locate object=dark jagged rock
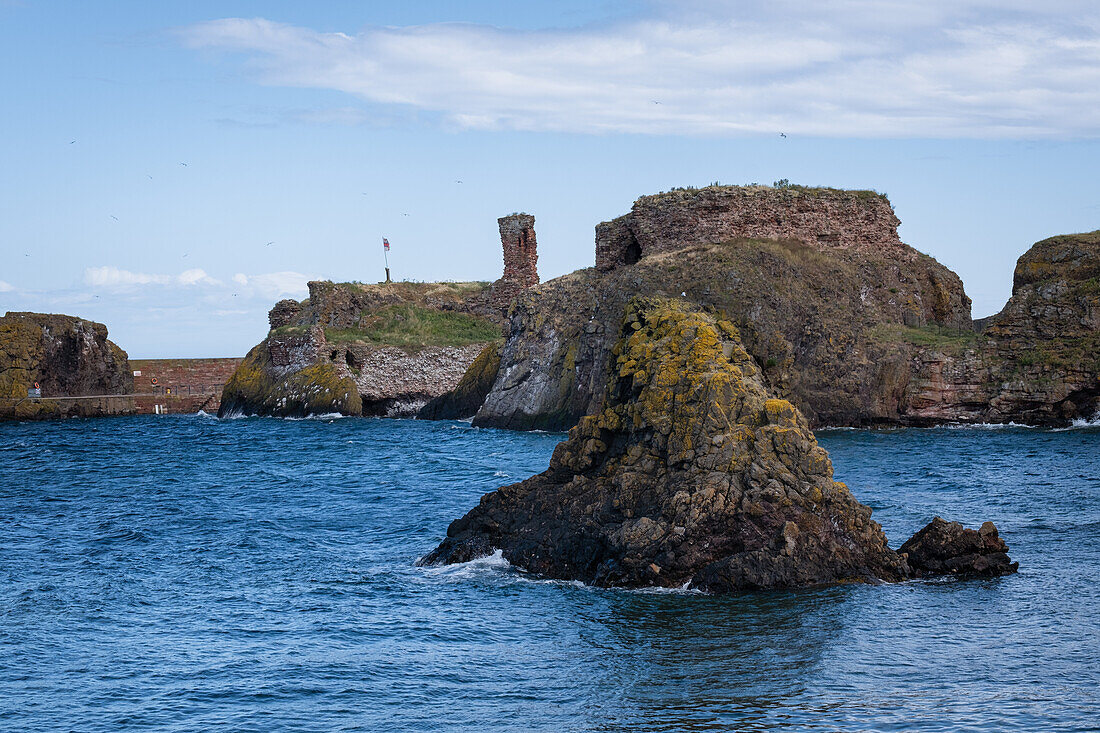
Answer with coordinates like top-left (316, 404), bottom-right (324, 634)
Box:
top-left (0, 311), bottom-right (133, 420)
top-left (417, 342), bottom-right (502, 420)
top-left (423, 297), bottom-right (912, 591)
top-left (900, 517), bottom-right (1018, 578)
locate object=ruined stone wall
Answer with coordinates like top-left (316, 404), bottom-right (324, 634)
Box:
top-left (596, 186), bottom-right (905, 271)
top-left (489, 213), bottom-right (539, 311)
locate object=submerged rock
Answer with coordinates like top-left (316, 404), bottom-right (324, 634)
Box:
top-left (900, 517), bottom-right (1018, 578)
top-left (423, 297), bottom-right (912, 591)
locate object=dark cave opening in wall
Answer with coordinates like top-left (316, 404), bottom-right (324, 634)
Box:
top-left (624, 238), bottom-right (642, 265)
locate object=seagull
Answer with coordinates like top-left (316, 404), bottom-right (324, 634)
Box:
top-left (455, 180), bottom-right (462, 184)
top-left (70, 140), bottom-right (76, 144)
top-left (779, 133), bottom-right (787, 138)
top-left (147, 175), bottom-right (153, 180)
top-left (402, 213), bottom-right (409, 217)
top-left (652, 100), bottom-right (662, 105)
top-left (182, 254), bottom-right (188, 258)
top-left (265, 241), bottom-right (274, 246)
top-left (179, 162), bottom-right (188, 167)
top-left (232, 293), bottom-right (238, 297)
top-left (110, 215), bottom-right (119, 221)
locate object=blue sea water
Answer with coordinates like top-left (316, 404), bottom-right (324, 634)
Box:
top-left (1, 415), bottom-right (1098, 733)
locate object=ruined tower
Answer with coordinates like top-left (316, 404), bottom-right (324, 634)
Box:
top-left (489, 213), bottom-right (539, 311)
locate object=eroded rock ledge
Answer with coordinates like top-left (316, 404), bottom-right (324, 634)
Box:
top-left (422, 297), bottom-right (1016, 591)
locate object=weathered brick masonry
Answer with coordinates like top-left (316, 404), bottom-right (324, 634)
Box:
top-left (596, 186), bottom-right (905, 271)
top-left (489, 213), bottom-right (539, 311)
top-left (130, 358), bottom-right (243, 414)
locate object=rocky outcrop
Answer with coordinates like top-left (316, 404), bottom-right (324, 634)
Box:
top-left (417, 342), bottom-right (502, 420)
top-left (466, 185), bottom-right (1097, 431)
top-left (219, 281), bottom-right (502, 418)
top-left (899, 517), bottom-right (1018, 578)
top-left (0, 312), bottom-right (133, 420)
top-left (423, 297), bottom-right (1014, 591)
top-left (596, 186), bottom-right (907, 272)
top-left (488, 213), bottom-right (539, 313)
top-left (902, 231), bottom-right (1100, 425)
top-left (475, 195), bottom-right (972, 431)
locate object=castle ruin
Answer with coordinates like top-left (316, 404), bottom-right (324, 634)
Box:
top-left (489, 213), bottom-right (539, 311)
top-left (595, 185), bottom-right (905, 271)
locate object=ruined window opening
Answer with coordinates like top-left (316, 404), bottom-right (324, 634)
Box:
top-left (624, 239), bottom-right (642, 265)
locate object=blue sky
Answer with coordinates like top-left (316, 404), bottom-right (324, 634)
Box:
top-left (1, 1), bottom-right (1098, 357)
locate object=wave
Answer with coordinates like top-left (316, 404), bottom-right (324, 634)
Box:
top-left (1053, 414), bottom-right (1100, 431)
top-left (211, 410), bottom-right (349, 421)
top-left (419, 550), bottom-right (705, 595)
top-left (940, 421), bottom-right (1043, 430)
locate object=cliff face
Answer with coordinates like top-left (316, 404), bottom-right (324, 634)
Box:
top-left (219, 281), bottom-right (503, 418)
top-left (423, 297), bottom-right (1015, 590)
top-left (0, 312), bottom-right (133, 420)
top-left (902, 231), bottom-right (1100, 424)
top-left (475, 187), bottom-right (971, 431)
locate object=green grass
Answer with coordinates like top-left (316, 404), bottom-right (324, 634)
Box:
top-left (324, 304), bottom-right (500, 347)
top-left (870, 323), bottom-right (981, 350)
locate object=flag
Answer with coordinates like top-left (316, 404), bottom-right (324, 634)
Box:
top-left (383, 237), bottom-right (390, 251)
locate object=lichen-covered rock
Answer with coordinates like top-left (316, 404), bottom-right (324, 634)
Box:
top-left (218, 328), bottom-right (363, 418)
top-left (0, 312), bottom-right (133, 420)
top-left (422, 297), bottom-right (910, 591)
top-left (899, 517), bottom-right (1018, 578)
top-left (418, 342), bottom-right (502, 420)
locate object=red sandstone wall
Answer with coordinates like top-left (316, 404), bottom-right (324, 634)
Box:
top-left (596, 186), bottom-right (905, 271)
top-left (489, 213), bottom-right (539, 311)
top-left (130, 358), bottom-right (243, 414)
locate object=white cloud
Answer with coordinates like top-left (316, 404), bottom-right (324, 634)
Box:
top-left (0, 280), bottom-right (13, 292)
top-left (84, 266), bottom-right (221, 289)
top-left (180, 2), bottom-right (1100, 138)
top-left (178, 268), bottom-right (221, 286)
top-left (231, 271), bottom-right (314, 299)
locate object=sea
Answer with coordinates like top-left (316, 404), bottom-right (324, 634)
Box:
top-left (1, 415), bottom-right (1098, 732)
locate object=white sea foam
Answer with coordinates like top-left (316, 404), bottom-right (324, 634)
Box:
top-left (1053, 414), bottom-right (1100, 431)
top-left (420, 550), bottom-right (707, 594)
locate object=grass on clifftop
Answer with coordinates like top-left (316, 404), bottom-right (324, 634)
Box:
top-left (332, 280), bottom-right (490, 300)
top-left (324, 304), bottom-right (500, 347)
top-left (870, 323), bottom-right (980, 350)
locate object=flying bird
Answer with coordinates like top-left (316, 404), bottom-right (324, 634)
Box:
top-left (179, 162), bottom-right (188, 167)
top-left (402, 213), bottom-right (409, 217)
top-left (110, 215), bottom-right (118, 221)
top-left (265, 241), bottom-right (274, 246)
top-left (779, 133), bottom-right (787, 138)
top-left (455, 180), bottom-right (463, 184)
top-left (70, 140), bottom-right (76, 144)
top-left (147, 175), bottom-right (153, 180)
top-left (652, 100), bottom-right (662, 105)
